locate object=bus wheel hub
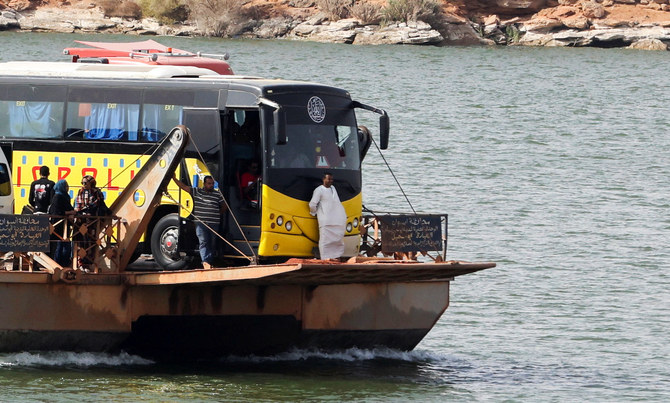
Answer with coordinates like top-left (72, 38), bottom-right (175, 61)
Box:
top-left (161, 227), bottom-right (178, 256)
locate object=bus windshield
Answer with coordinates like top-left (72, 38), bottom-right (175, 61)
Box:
top-left (268, 123), bottom-right (360, 170)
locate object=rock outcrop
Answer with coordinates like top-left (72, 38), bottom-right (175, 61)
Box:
top-left (0, 5), bottom-right (449, 45)
top-left (1, 0), bottom-right (670, 49)
top-left (477, 1), bottom-right (670, 49)
top-left (291, 17), bottom-right (444, 45)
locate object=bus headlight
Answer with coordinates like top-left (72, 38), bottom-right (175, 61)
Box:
top-left (285, 221), bottom-right (292, 231)
top-left (353, 217), bottom-right (359, 228)
top-left (346, 223), bottom-right (353, 232)
top-left (277, 216), bottom-right (284, 226)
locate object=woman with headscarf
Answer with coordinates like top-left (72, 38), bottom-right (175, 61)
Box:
top-left (47, 179), bottom-right (75, 266)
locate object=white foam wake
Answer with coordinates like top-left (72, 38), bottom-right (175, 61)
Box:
top-left (0, 351), bottom-right (153, 368)
top-left (225, 347), bottom-right (447, 363)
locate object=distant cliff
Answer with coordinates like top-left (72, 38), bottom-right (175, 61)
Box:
top-left (1, 0), bottom-right (669, 49)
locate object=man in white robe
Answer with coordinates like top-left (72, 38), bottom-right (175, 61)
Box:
top-left (309, 172), bottom-right (346, 260)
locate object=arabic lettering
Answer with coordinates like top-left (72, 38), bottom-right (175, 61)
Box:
top-left (379, 215), bottom-right (443, 253)
top-left (0, 214), bottom-right (50, 252)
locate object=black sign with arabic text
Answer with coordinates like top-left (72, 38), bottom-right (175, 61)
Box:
top-left (0, 214), bottom-right (50, 252)
top-left (378, 214), bottom-right (444, 253)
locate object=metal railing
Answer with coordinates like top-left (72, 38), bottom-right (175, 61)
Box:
top-left (4, 214), bottom-right (124, 273)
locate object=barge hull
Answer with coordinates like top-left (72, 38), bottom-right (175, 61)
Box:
top-left (0, 261), bottom-right (494, 361)
top-left (0, 280), bottom-right (449, 360)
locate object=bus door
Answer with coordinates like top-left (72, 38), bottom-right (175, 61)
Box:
top-left (176, 108), bottom-right (223, 255)
top-left (0, 144), bottom-right (13, 214)
top-left (182, 108), bottom-right (222, 185)
top-left (222, 108), bottom-right (262, 258)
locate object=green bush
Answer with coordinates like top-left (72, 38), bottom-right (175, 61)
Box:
top-left (506, 24), bottom-right (521, 43)
top-left (185, 0), bottom-right (248, 37)
top-left (317, 0), bottom-right (353, 20)
top-left (381, 0), bottom-right (441, 24)
top-left (349, 1), bottom-right (381, 25)
top-left (136, 0), bottom-right (189, 23)
top-left (98, 0), bottom-right (142, 19)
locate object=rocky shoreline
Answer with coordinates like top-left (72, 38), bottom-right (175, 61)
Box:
top-left (1, 1), bottom-right (670, 50)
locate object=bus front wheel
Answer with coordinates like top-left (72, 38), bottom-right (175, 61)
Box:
top-left (151, 213), bottom-right (191, 271)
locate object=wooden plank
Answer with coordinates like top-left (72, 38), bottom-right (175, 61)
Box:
top-left (129, 264), bottom-right (303, 285)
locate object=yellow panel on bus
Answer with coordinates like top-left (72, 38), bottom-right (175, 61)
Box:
top-left (11, 150), bottom-right (187, 214)
top-left (259, 185), bottom-right (362, 257)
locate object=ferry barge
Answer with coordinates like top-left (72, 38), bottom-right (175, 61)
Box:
top-left (0, 58), bottom-right (494, 361)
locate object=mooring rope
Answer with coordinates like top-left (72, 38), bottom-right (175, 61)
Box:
top-left (162, 191), bottom-right (254, 262)
top-left (370, 136), bottom-right (417, 215)
top-left (96, 133), bottom-right (257, 263)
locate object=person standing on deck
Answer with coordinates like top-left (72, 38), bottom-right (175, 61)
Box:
top-left (48, 179), bottom-right (75, 266)
top-left (173, 174), bottom-right (226, 270)
top-left (28, 165), bottom-right (55, 213)
top-left (73, 175), bottom-right (104, 268)
top-left (309, 172), bottom-right (346, 260)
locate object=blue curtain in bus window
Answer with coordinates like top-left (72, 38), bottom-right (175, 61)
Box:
top-left (8, 102), bottom-right (62, 138)
top-left (85, 103), bottom-right (139, 140)
top-left (141, 104), bottom-right (183, 142)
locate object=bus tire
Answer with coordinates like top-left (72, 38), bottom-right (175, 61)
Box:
top-left (151, 213), bottom-right (191, 271)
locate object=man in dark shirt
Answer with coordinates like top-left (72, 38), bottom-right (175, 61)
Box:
top-left (173, 174), bottom-right (226, 269)
top-left (28, 165), bottom-right (55, 213)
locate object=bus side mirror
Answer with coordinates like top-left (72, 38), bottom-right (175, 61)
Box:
top-left (351, 100), bottom-right (389, 149)
top-left (275, 109), bottom-right (287, 145)
top-left (379, 113), bottom-right (389, 150)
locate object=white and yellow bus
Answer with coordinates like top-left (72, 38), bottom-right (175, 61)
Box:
top-left (0, 62), bottom-right (389, 269)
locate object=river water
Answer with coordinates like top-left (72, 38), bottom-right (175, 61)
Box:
top-left (0, 32), bottom-right (668, 402)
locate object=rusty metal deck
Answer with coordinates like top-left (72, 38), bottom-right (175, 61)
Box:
top-left (128, 259), bottom-right (495, 286)
top-left (0, 259), bottom-right (495, 286)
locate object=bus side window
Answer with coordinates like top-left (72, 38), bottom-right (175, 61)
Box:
top-left (65, 103), bottom-right (91, 139)
top-left (2, 85), bottom-right (66, 139)
top-left (7, 101), bottom-right (63, 139)
top-left (66, 102), bottom-right (139, 141)
top-left (140, 104), bottom-right (183, 142)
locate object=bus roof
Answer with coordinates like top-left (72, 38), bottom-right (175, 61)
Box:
top-left (0, 61), bottom-right (220, 79)
top-left (0, 61), bottom-right (352, 99)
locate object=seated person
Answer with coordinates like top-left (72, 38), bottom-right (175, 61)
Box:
top-left (240, 161), bottom-right (261, 208)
